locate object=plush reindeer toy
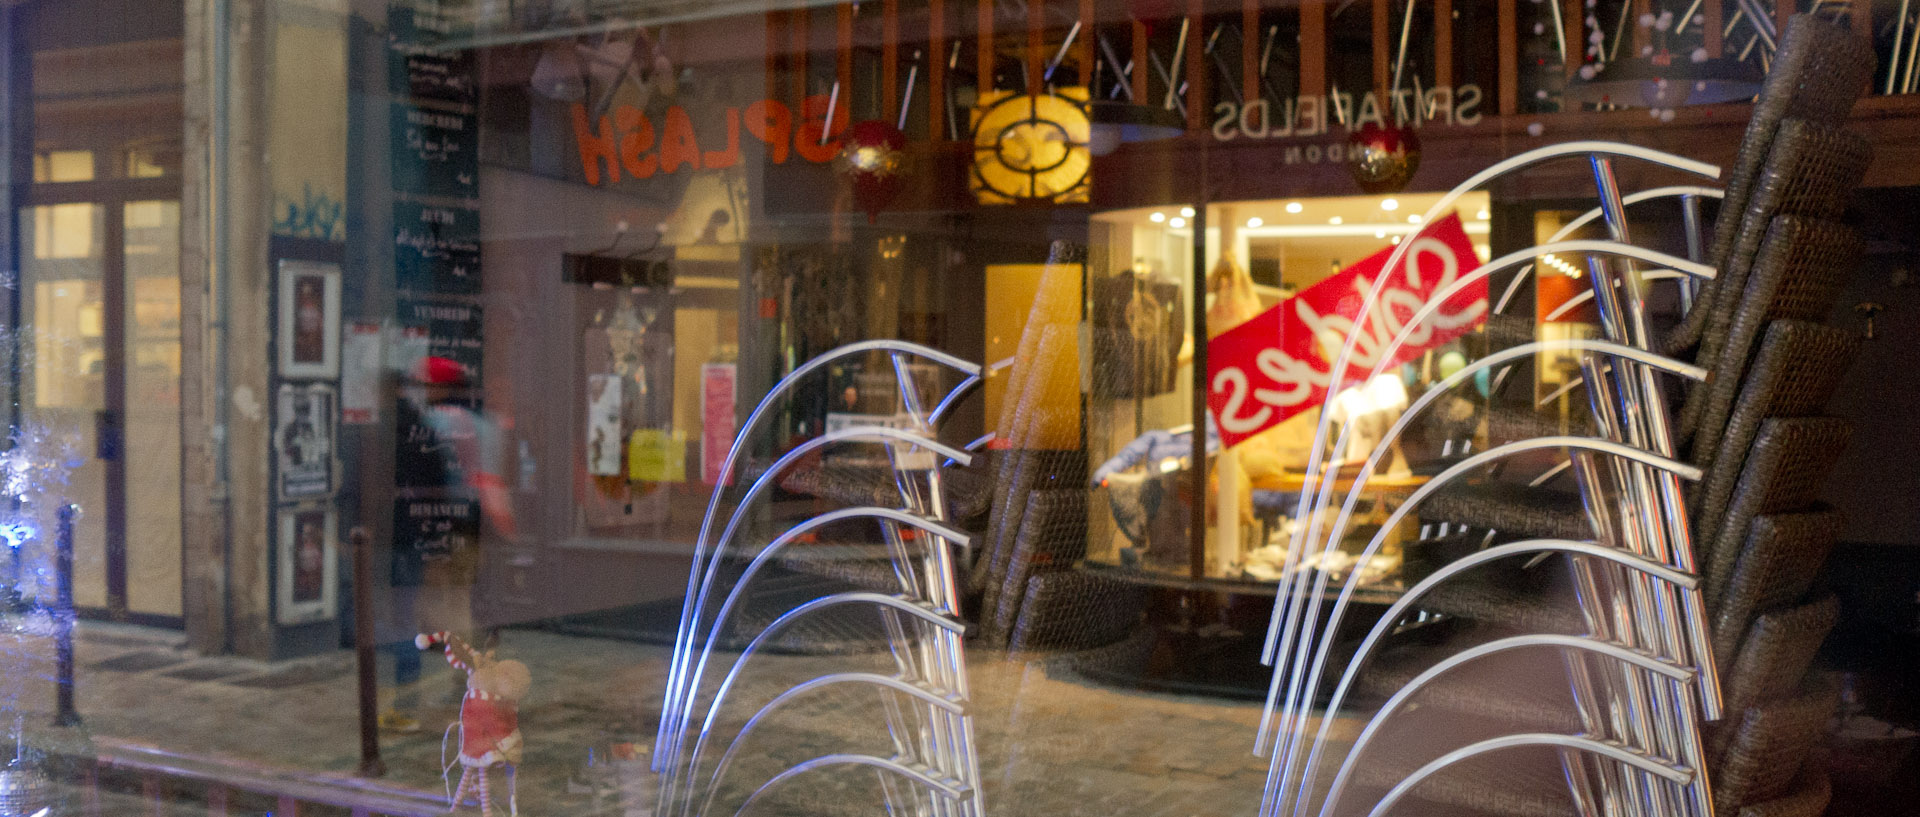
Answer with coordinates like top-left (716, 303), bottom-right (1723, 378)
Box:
top-left (417, 631), bottom-right (531, 816)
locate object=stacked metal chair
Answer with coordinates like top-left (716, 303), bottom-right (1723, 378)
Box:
top-left (1256, 14), bottom-right (1872, 817)
top-left (653, 341), bottom-right (987, 817)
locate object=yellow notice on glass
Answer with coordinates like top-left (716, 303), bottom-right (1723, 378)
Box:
top-left (627, 429), bottom-right (686, 483)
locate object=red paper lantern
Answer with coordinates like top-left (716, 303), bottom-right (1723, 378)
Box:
top-left (1347, 122), bottom-right (1422, 194)
top-left (835, 120), bottom-right (908, 223)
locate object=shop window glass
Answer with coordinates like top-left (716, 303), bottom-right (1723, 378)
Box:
top-left (33, 149), bottom-right (95, 183)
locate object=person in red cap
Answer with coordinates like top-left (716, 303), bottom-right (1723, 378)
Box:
top-left (383, 356), bottom-right (517, 733)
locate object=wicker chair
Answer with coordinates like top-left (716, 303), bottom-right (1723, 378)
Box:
top-left (1701, 418), bottom-right (1855, 612)
top-left (1709, 508), bottom-right (1842, 670)
top-left (1666, 13), bottom-right (1876, 354)
top-left (1732, 767), bottom-right (1832, 817)
top-left (1691, 320), bottom-right (1860, 534)
top-left (1258, 20), bottom-right (1873, 817)
top-left (1676, 216), bottom-right (1860, 448)
top-left (981, 489), bottom-right (1086, 644)
top-left (1709, 676), bottom-right (1842, 812)
top-left (1719, 595), bottom-right (1842, 723)
top-left (1006, 571), bottom-right (1148, 653)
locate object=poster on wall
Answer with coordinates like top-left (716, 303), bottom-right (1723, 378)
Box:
top-left (398, 296), bottom-right (483, 382)
top-left (393, 201), bottom-right (481, 295)
top-left (275, 382), bottom-right (337, 501)
top-left (277, 260), bottom-right (341, 379)
top-left (276, 506), bottom-right (338, 625)
top-left (701, 363), bottom-right (736, 485)
top-left (340, 322), bottom-right (383, 425)
top-left (391, 103), bottom-right (478, 199)
top-left (586, 374), bottom-right (623, 476)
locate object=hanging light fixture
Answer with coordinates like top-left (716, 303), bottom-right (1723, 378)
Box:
top-left (1085, 101), bottom-right (1185, 156)
top-left (1565, 51), bottom-right (1763, 108)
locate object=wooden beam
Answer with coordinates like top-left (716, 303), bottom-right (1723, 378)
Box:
top-left (1564, 0), bottom-right (1583, 80)
top-left (1131, 18), bottom-right (1148, 102)
top-left (1435, 0), bottom-right (1453, 89)
top-left (931, 0), bottom-right (947, 139)
top-left (766, 11), bottom-right (782, 102)
top-left (1028, 0), bottom-right (1044, 96)
top-left (1243, 0), bottom-right (1260, 103)
top-left (1301, 0), bottom-right (1326, 99)
top-left (792, 7), bottom-right (809, 104)
top-left (1498, 0), bottom-right (1517, 115)
top-left (1774, 0), bottom-right (1792, 42)
top-left (1373, 0), bottom-right (1390, 97)
top-left (1079, 0), bottom-right (1095, 86)
top-left (1632, 0), bottom-right (1651, 55)
top-left (837, 3), bottom-right (853, 109)
top-left (1186, 0), bottom-right (1205, 130)
top-left (1704, 0), bottom-right (1722, 58)
top-left (1851, 0), bottom-right (1872, 41)
top-left (979, 0), bottom-right (995, 96)
top-left (884, 0), bottom-right (900, 122)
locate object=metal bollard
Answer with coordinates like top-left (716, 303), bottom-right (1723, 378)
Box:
top-left (54, 503), bottom-right (80, 727)
top-left (352, 526), bottom-right (385, 777)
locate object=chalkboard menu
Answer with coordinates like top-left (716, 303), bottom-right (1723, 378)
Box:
top-left (391, 496), bottom-right (479, 586)
top-left (388, 4), bottom-right (486, 585)
top-left (391, 103), bottom-right (478, 199)
top-left (394, 396), bottom-right (482, 490)
top-left (398, 296), bottom-right (483, 382)
top-left (393, 200), bottom-right (481, 295)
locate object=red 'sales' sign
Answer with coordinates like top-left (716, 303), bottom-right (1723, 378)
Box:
top-left (1206, 212), bottom-right (1487, 449)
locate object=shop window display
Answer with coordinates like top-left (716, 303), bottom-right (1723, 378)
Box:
top-left (0, 3), bottom-right (1915, 817)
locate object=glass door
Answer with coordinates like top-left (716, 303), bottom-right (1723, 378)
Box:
top-left (18, 197), bottom-right (182, 622)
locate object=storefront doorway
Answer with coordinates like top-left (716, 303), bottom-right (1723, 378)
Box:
top-left (12, 2), bottom-right (184, 624)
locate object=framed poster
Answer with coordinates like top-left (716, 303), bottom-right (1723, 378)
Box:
top-left (276, 506), bottom-right (339, 625)
top-left (275, 382), bottom-right (338, 500)
top-left (278, 260), bottom-right (342, 378)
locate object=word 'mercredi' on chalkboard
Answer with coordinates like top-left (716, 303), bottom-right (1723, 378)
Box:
top-left (392, 103), bottom-right (478, 198)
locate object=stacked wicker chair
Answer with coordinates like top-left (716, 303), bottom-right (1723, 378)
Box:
top-left (1257, 14), bottom-right (1875, 817)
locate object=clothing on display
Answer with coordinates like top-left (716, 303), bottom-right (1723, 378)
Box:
top-left (1091, 269), bottom-right (1184, 398)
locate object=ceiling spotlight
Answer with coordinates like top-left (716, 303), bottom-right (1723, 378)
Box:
top-left (1169, 217), bottom-right (1187, 229)
top-left (1476, 208), bottom-right (1491, 220)
top-left (1407, 214), bottom-right (1423, 224)
top-left (1329, 216), bottom-right (1344, 225)
top-left (1391, 235), bottom-right (1403, 245)
top-left (1285, 202), bottom-right (1304, 214)
top-left (1180, 206), bottom-right (1196, 218)
top-left (1246, 217), bottom-right (1264, 228)
top-left (1149, 212), bottom-right (1166, 223)
top-left (1380, 198), bottom-right (1400, 211)
top-left (1375, 229), bottom-right (1387, 239)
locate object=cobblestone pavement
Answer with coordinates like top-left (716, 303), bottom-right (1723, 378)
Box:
top-left (0, 620), bottom-right (1358, 817)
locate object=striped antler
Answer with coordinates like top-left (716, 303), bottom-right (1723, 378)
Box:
top-left (415, 630), bottom-right (481, 672)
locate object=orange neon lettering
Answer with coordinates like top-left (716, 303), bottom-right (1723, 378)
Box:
top-left (744, 99), bottom-right (792, 164)
top-left (658, 106), bottom-right (701, 174)
top-left (616, 106), bottom-right (658, 179)
top-left (570, 104), bottom-right (620, 185)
